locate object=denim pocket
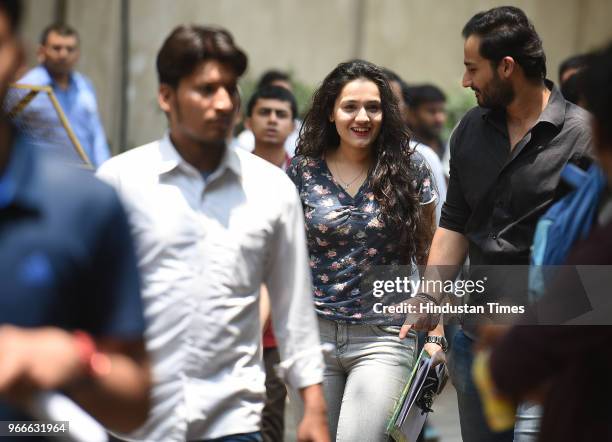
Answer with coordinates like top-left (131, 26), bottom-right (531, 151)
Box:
top-left (375, 325), bottom-right (402, 336)
top-left (372, 325), bottom-right (417, 340)
top-left (369, 326), bottom-right (417, 368)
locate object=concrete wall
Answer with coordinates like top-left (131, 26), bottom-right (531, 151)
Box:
top-left (18, 0), bottom-right (612, 152)
top-left (125, 0), bottom-right (362, 149)
top-left (575, 0), bottom-right (612, 52)
top-left (64, 0), bottom-right (123, 153)
top-left (21, 0), bottom-right (55, 57)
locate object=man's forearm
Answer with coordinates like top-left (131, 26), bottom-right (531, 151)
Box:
top-left (299, 383), bottom-right (327, 413)
top-left (400, 227), bottom-right (470, 336)
top-left (422, 227), bottom-right (469, 302)
top-left (259, 284), bottom-right (271, 332)
top-left (298, 383), bottom-right (330, 442)
top-left (427, 227), bottom-right (469, 266)
top-left (68, 340), bottom-right (151, 434)
top-left (428, 324), bottom-right (444, 337)
top-left (0, 327), bottom-right (151, 434)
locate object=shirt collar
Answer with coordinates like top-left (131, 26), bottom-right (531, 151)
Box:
top-left (35, 65), bottom-right (76, 89)
top-left (482, 79), bottom-right (566, 130)
top-left (536, 80), bottom-right (566, 129)
top-left (156, 132), bottom-right (242, 179)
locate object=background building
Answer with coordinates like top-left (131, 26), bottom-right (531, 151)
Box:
top-left (20, 0), bottom-right (612, 153)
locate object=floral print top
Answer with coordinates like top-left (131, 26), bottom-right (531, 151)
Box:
top-left (287, 151), bottom-right (437, 323)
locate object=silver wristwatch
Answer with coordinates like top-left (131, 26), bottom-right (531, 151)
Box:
top-left (424, 335), bottom-right (448, 353)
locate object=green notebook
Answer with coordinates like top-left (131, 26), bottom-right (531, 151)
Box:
top-left (387, 349), bottom-right (447, 442)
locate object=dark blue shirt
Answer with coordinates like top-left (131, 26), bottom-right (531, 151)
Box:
top-left (0, 136), bottom-right (144, 425)
top-left (287, 152), bottom-right (436, 323)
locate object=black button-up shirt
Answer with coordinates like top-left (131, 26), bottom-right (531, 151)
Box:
top-left (440, 81), bottom-right (592, 265)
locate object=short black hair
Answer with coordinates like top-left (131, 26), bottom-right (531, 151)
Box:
top-left (157, 25), bottom-right (247, 88)
top-left (405, 84), bottom-right (446, 108)
top-left (558, 53), bottom-right (588, 83)
top-left (0, 0), bottom-right (22, 32)
top-left (40, 22), bottom-right (79, 45)
top-left (381, 68), bottom-right (403, 85)
top-left (560, 72), bottom-right (583, 105)
top-left (462, 6), bottom-right (546, 81)
top-left (581, 43), bottom-right (612, 150)
top-left (257, 70), bottom-right (291, 89)
top-left (381, 68), bottom-right (411, 106)
top-left (246, 85), bottom-right (298, 119)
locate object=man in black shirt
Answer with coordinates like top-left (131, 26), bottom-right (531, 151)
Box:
top-left (399, 6), bottom-right (592, 442)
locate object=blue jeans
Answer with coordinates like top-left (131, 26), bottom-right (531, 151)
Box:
top-left (448, 330), bottom-right (514, 442)
top-left (318, 318), bottom-right (417, 442)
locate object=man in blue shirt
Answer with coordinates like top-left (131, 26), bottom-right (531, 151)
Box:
top-left (0, 1), bottom-right (150, 436)
top-left (18, 23), bottom-right (110, 168)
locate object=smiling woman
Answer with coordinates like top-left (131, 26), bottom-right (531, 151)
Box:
top-left (288, 59), bottom-right (438, 441)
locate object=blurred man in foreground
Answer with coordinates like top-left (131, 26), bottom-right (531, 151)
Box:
top-left (485, 42), bottom-right (612, 442)
top-left (0, 0), bottom-right (150, 435)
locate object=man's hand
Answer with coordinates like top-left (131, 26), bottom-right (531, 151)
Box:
top-left (398, 295), bottom-right (442, 338)
top-left (0, 325), bottom-right (151, 433)
top-left (297, 405), bottom-right (330, 442)
top-left (423, 342), bottom-right (446, 367)
top-left (0, 326), bottom-right (84, 401)
top-left (298, 384), bottom-right (330, 442)
top-left (401, 227), bottom-right (468, 338)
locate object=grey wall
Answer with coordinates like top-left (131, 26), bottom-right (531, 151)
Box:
top-left (20, 0), bottom-right (612, 153)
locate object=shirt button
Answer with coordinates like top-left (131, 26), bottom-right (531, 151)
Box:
top-left (490, 233), bottom-right (498, 240)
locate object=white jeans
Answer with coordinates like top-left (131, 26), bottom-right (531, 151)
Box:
top-left (318, 318), bottom-right (417, 442)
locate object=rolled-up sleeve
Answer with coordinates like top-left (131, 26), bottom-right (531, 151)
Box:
top-left (264, 182), bottom-right (324, 389)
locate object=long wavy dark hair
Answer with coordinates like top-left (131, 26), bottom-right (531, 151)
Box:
top-left (297, 59), bottom-right (427, 263)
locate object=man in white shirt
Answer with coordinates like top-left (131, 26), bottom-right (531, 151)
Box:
top-left (233, 70), bottom-right (301, 157)
top-left (97, 25), bottom-right (328, 442)
top-left (246, 84), bottom-right (298, 442)
top-left (384, 69), bottom-right (448, 224)
top-left (247, 85), bottom-right (297, 170)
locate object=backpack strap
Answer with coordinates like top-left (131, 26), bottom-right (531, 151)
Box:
top-left (560, 162), bottom-right (588, 189)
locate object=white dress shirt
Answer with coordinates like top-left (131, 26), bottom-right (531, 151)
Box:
top-left (410, 141), bottom-right (448, 225)
top-left (97, 135), bottom-right (324, 441)
top-left (231, 119), bottom-right (302, 157)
